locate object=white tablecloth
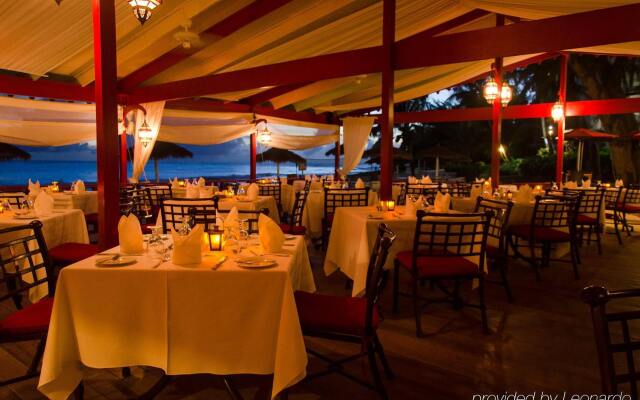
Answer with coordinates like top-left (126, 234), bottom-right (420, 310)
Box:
top-left (218, 196), bottom-right (280, 224)
top-left (302, 190), bottom-right (379, 238)
top-left (0, 209), bottom-right (89, 301)
top-left (281, 184), bottom-right (295, 214)
top-left (52, 192), bottom-right (98, 215)
top-left (38, 235), bottom-right (315, 400)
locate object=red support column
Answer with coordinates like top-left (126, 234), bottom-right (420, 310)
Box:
top-left (119, 132), bottom-right (128, 186)
top-left (250, 133), bottom-right (257, 181)
top-left (490, 15), bottom-right (505, 189)
top-left (379, 0), bottom-right (395, 200)
top-left (93, 0), bottom-right (120, 249)
top-left (334, 140), bottom-right (340, 180)
top-left (556, 53), bottom-right (569, 184)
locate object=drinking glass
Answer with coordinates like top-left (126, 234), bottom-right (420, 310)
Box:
top-left (238, 219), bottom-right (249, 254)
top-left (148, 227), bottom-right (169, 261)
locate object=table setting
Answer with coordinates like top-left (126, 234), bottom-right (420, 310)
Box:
top-left (38, 209), bottom-right (314, 400)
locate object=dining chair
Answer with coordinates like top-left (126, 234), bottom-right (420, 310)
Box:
top-left (393, 182), bottom-right (406, 205)
top-left (147, 185), bottom-right (173, 215)
top-left (574, 188), bottom-right (606, 254)
top-left (189, 205), bottom-right (269, 234)
top-left (293, 224), bottom-right (396, 399)
top-left (258, 182), bottom-right (282, 214)
top-left (618, 185), bottom-right (640, 238)
top-left (507, 194), bottom-right (580, 281)
top-left (393, 210), bottom-right (492, 336)
top-left (322, 187), bottom-right (369, 249)
top-left (0, 192), bottom-right (26, 209)
top-left (450, 182), bottom-right (471, 198)
top-left (582, 285), bottom-right (640, 399)
top-left (604, 187), bottom-right (623, 244)
top-left (159, 197), bottom-right (215, 234)
top-left (279, 190), bottom-right (308, 235)
top-left (0, 222), bottom-right (60, 389)
top-left (474, 197), bottom-right (514, 302)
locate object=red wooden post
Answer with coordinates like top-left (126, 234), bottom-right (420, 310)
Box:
top-left (556, 53), bottom-right (569, 184)
top-left (490, 15), bottom-right (505, 189)
top-left (119, 131), bottom-right (128, 186)
top-left (93, 0), bottom-right (120, 249)
top-left (250, 133), bottom-right (257, 181)
top-left (334, 140), bottom-right (340, 180)
top-left (379, 0), bottom-right (395, 200)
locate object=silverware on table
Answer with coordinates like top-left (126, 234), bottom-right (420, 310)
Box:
top-left (211, 256), bottom-right (227, 270)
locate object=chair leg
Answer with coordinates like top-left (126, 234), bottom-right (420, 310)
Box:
top-left (613, 210), bottom-right (623, 244)
top-left (27, 337), bottom-right (46, 375)
top-left (73, 382), bottom-right (84, 400)
top-left (570, 241), bottom-right (580, 280)
top-left (573, 237), bottom-right (582, 265)
top-left (479, 275), bottom-right (489, 335)
top-left (412, 277), bottom-right (423, 337)
top-left (452, 280), bottom-right (462, 310)
top-left (623, 212), bottom-right (632, 236)
top-left (529, 241), bottom-right (541, 281)
top-left (373, 333), bottom-right (394, 380)
top-left (497, 258), bottom-right (513, 303)
top-left (366, 342), bottom-right (388, 400)
top-left (596, 227), bottom-right (602, 255)
top-left (392, 263), bottom-right (400, 313)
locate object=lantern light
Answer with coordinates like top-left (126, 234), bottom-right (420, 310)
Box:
top-left (483, 76), bottom-right (499, 104)
top-left (255, 120), bottom-right (272, 144)
top-left (129, 0), bottom-right (162, 25)
top-left (498, 144), bottom-right (507, 159)
top-left (206, 227), bottom-right (224, 252)
top-left (138, 120), bottom-right (154, 147)
top-left (500, 84), bottom-right (512, 107)
top-left (551, 101), bottom-right (564, 122)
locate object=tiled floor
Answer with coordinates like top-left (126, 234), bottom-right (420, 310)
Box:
top-left (1, 226), bottom-right (639, 399)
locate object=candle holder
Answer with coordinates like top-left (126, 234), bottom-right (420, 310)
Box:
top-left (206, 226), bottom-right (224, 251)
top-left (385, 200), bottom-right (395, 211)
top-left (178, 180), bottom-right (186, 187)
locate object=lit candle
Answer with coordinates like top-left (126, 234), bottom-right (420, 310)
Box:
top-left (535, 185), bottom-right (542, 191)
top-left (385, 200), bottom-right (395, 211)
top-left (206, 227), bottom-right (224, 251)
top-left (178, 180), bottom-right (186, 187)
top-left (0, 204), bottom-right (4, 214)
top-left (378, 200), bottom-right (387, 211)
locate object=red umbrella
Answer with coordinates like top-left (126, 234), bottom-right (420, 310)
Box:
top-left (564, 128), bottom-right (618, 141)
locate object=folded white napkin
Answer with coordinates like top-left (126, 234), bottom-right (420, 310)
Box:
top-left (258, 214), bottom-right (285, 253)
top-left (74, 180), bottom-right (86, 194)
top-left (28, 179), bottom-right (41, 196)
top-left (403, 195), bottom-right (423, 219)
top-left (470, 185), bottom-right (483, 200)
top-left (118, 214), bottom-right (144, 254)
top-left (171, 224), bottom-right (203, 266)
top-left (421, 175), bottom-right (432, 184)
top-left (615, 179), bottom-right (624, 187)
top-left (355, 178), bottom-right (365, 189)
top-left (197, 177), bottom-right (206, 187)
top-left (199, 186), bottom-right (214, 198)
top-left (564, 181), bottom-right (577, 189)
top-left (33, 191), bottom-right (54, 216)
top-left (225, 207), bottom-right (239, 229)
top-left (408, 176), bottom-right (417, 184)
top-left (247, 183), bottom-right (259, 200)
top-left (475, 177), bottom-right (483, 183)
top-left (582, 179), bottom-right (591, 188)
top-left (515, 185), bottom-right (533, 203)
top-left (185, 183), bottom-right (199, 198)
top-left (433, 192), bottom-right (451, 212)
top-left (171, 177), bottom-right (180, 189)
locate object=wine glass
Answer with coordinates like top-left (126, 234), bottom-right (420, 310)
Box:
top-left (238, 219), bottom-right (249, 254)
top-left (148, 227), bottom-right (168, 260)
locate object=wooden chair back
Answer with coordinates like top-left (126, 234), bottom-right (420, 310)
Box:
top-left (258, 182), bottom-right (282, 207)
top-left (323, 187), bottom-right (369, 218)
top-left (364, 223), bottom-right (396, 335)
top-left (474, 197), bottom-right (513, 254)
top-left (160, 197), bottom-right (215, 234)
top-left (531, 195), bottom-right (578, 230)
top-left (0, 192), bottom-right (26, 209)
top-left (288, 190), bottom-right (308, 229)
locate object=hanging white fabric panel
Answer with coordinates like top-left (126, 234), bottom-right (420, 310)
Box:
top-left (268, 133), bottom-right (338, 150)
top-left (0, 120), bottom-right (95, 146)
top-left (159, 124), bottom-right (253, 145)
top-left (131, 101), bottom-right (166, 183)
top-left (339, 116), bottom-right (375, 176)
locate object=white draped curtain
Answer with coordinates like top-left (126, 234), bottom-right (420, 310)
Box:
top-left (339, 116), bottom-right (375, 176)
top-left (131, 101), bottom-right (165, 183)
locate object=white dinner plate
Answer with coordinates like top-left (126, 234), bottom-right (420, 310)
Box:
top-left (95, 256), bottom-right (137, 267)
top-left (236, 256), bottom-right (277, 269)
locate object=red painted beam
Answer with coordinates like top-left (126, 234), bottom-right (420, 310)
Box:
top-left (250, 133), bottom-right (256, 181)
top-left (396, 3), bottom-right (640, 70)
top-left (556, 54), bottom-right (568, 183)
top-left (128, 4), bottom-right (640, 102)
top-left (0, 74), bottom-right (94, 102)
top-left (491, 15), bottom-right (505, 188)
top-left (379, 0), bottom-right (395, 201)
top-left (119, 0), bottom-right (294, 91)
top-left (93, 0), bottom-right (121, 249)
top-left (393, 98), bottom-right (640, 123)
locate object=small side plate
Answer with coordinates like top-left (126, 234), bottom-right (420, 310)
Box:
top-left (95, 256), bottom-right (137, 267)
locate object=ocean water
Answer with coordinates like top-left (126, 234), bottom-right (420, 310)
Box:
top-left (0, 158), bottom-right (376, 185)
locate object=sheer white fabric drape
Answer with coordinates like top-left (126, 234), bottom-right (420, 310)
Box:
top-left (339, 116), bottom-right (375, 176)
top-left (131, 101), bottom-right (165, 183)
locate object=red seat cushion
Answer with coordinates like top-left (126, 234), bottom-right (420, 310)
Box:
top-left (0, 297), bottom-right (53, 340)
top-left (508, 224), bottom-right (571, 242)
top-left (279, 224), bottom-right (306, 235)
top-left (49, 243), bottom-right (100, 267)
top-left (621, 204), bottom-right (640, 213)
top-left (576, 214), bottom-right (598, 224)
top-left (395, 250), bottom-right (479, 278)
top-left (294, 291), bottom-right (378, 336)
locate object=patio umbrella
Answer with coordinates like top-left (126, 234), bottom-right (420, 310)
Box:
top-left (257, 147), bottom-right (306, 177)
top-left (416, 144), bottom-right (471, 178)
top-left (129, 141), bottom-right (193, 182)
top-left (564, 128), bottom-right (618, 173)
top-left (0, 142), bottom-right (31, 161)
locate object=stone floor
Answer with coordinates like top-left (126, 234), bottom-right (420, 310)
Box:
top-left (1, 225), bottom-right (639, 399)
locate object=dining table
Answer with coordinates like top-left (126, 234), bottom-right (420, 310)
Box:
top-left (38, 233), bottom-right (315, 400)
top-left (0, 209), bottom-right (89, 301)
top-left (51, 191), bottom-right (98, 215)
